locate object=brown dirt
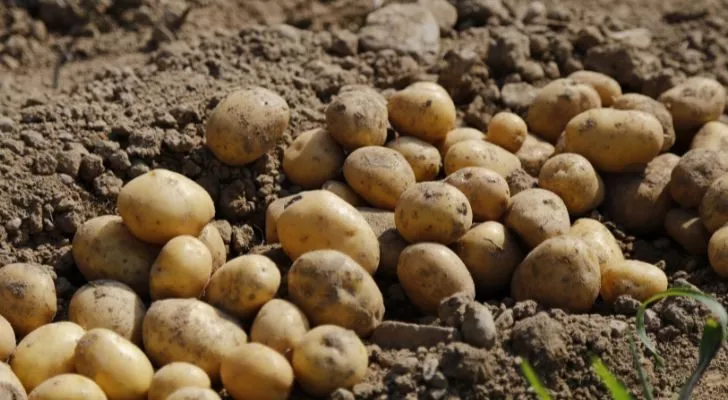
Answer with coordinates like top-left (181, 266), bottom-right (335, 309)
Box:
top-left (3, 0), bottom-right (728, 398)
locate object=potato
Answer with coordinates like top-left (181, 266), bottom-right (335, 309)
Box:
top-left (28, 374), bottom-right (106, 400)
top-left (322, 180), bottom-right (365, 206)
top-left (343, 146), bottom-right (416, 210)
top-left (526, 78), bottom-right (602, 143)
top-left (204, 255), bottom-right (280, 319)
top-left (691, 121), bottom-right (728, 152)
top-left (604, 153), bottom-right (680, 234)
top-left (142, 298), bottom-right (248, 381)
top-left (0, 363), bottom-right (27, 400)
top-left (669, 148), bottom-right (728, 208)
top-left (437, 127), bottom-right (485, 156)
top-left (388, 85), bottom-right (457, 142)
top-left (516, 134), bottom-right (555, 177)
top-left (221, 343), bottom-right (294, 400)
top-left (504, 188), bottom-right (570, 248)
top-left (197, 223), bottom-right (226, 272)
top-left (326, 91), bottom-right (388, 150)
top-left (291, 325), bottom-right (368, 397)
top-left (406, 81), bottom-right (450, 96)
top-left (600, 260), bottom-right (668, 303)
top-left (538, 153), bottom-right (604, 216)
top-left (665, 209), bottom-right (710, 256)
top-left (486, 112), bottom-right (527, 152)
top-left (358, 207), bottom-right (408, 277)
top-left (659, 77), bottom-right (726, 141)
top-left (0, 263), bottom-right (56, 337)
top-left (395, 181), bottom-right (473, 244)
top-left (397, 243), bottom-right (476, 315)
top-left (700, 174), bottom-right (728, 233)
top-left (0, 314), bottom-right (15, 361)
top-left (288, 250), bottom-right (384, 336)
top-left (277, 190), bottom-right (380, 274)
top-left (150, 236), bottom-right (212, 300)
top-left (339, 85), bottom-right (387, 107)
top-left (166, 388), bottom-right (221, 400)
top-left (511, 235), bottom-right (600, 312)
top-left (205, 87), bottom-right (290, 166)
top-left (454, 222), bottom-right (524, 295)
top-left (117, 169), bottom-right (215, 244)
top-left (250, 299), bottom-right (310, 356)
top-left (612, 93), bottom-right (676, 152)
top-left (148, 363), bottom-right (211, 400)
top-left (568, 218), bottom-right (623, 275)
top-left (444, 139), bottom-right (522, 178)
top-left (265, 194), bottom-right (302, 243)
top-left (568, 70), bottom-right (622, 106)
top-left (386, 137), bottom-right (442, 181)
top-left (69, 280), bottom-right (146, 345)
top-left (283, 128), bottom-right (345, 188)
top-left (562, 109), bottom-right (664, 173)
top-left (444, 167), bottom-right (510, 221)
top-left (709, 226), bottom-right (728, 278)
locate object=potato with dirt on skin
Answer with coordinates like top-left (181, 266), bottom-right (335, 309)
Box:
top-left (0, 263), bottom-right (57, 337)
top-left (166, 388), bottom-right (221, 400)
top-left (444, 139), bottom-right (522, 178)
top-left (388, 84), bottom-right (457, 143)
top-left (197, 223), bottom-right (226, 273)
top-left (700, 174), bottom-right (728, 233)
top-left (659, 77), bottom-right (726, 140)
top-left (437, 127), bottom-right (485, 156)
top-left (28, 374), bottom-right (107, 400)
top-left (668, 148), bottom-right (728, 208)
top-left (250, 299), bottom-right (310, 356)
top-left (398, 243), bottom-right (476, 315)
top-left (206, 87), bottom-right (290, 166)
top-left (612, 93), bottom-right (676, 152)
top-left (538, 153), bottom-right (605, 216)
top-left (288, 250), bottom-right (384, 337)
top-left (709, 226), bottom-right (728, 278)
top-left (0, 315), bottom-right (15, 361)
top-left (504, 188), bottom-right (571, 249)
top-left (326, 90), bottom-right (388, 150)
top-left (486, 112), bottom-right (527, 153)
top-left (283, 128), bottom-right (345, 189)
top-left (343, 146), bottom-right (416, 210)
top-left (0, 363), bottom-right (27, 400)
top-left (148, 363), bottom-right (211, 400)
top-left (444, 167), bottom-right (510, 222)
top-left (221, 343), bottom-right (294, 400)
top-left (338, 84), bottom-right (387, 107)
top-left (292, 325), bottom-right (368, 397)
top-left (691, 121), bottom-right (728, 152)
top-left (600, 260), bottom-right (668, 303)
top-left (150, 235), bottom-right (213, 300)
top-left (386, 136), bottom-right (442, 182)
top-left (322, 180), bottom-right (365, 206)
top-left (665, 209), bottom-right (710, 256)
top-left (516, 134), bottom-right (555, 177)
top-left (567, 218), bottom-right (623, 275)
top-left (358, 207), bottom-right (409, 277)
top-left (568, 70), bottom-right (622, 106)
top-left (265, 194), bottom-right (303, 243)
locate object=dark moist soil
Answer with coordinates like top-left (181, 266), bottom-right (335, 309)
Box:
top-left (3, 0), bottom-right (728, 399)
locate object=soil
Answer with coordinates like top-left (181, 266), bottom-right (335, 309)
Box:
top-left (3, 0), bottom-right (728, 399)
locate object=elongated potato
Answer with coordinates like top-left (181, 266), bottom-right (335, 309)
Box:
top-left (600, 260), bottom-right (668, 303)
top-left (700, 174), bottom-right (728, 233)
top-left (515, 134), bottom-right (555, 176)
top-left (438, 127), bottom-right (485, 156)
top-left (0, 315), bottom-right (15, 361)
top-left (0, 263), bottom-right (57, 337)
top-left (538, 153), bottom-right (604, 216)
top-left (150, 236), bottom-right (212, 300)
top-left (0, 363), bottom-right (27, 400)
top-left (665, 209), bottom-right (710, 256)
top-left (444, 140), bottom-right (522, 178)
top-left (612, 93), bottom-right (676, 152)
top-left (527, 78), bottom-right (602, 143)
top-left (28, 374), bottom-right (107, 400)
top-left (486, 112), bottom-right (527, 152)
top-left (659, 77), bottom-right (726, 142)
top-left (669, 149), bottom-right (728, 208)
top-left (343, 146), bottom-right (416, 210)
top-left (221, 343), bottom-right (294, 400)
top-left (326, 91), bottom-right (388, 150)
top-left (197, 223), bottom-right (226, 272)
top-left (386, 137), bottom-right (442, 182)
top-left (568, 218), bottom-right (623, 275)
top-left (148, 363), bottom-right (211, 400)
top-left (388, 85), bottom-right (456, 142)
top-left (283, 128), bottom-right (345, 188)
top-left (691, 121), bottom-right (728, 152)
top-left (322, 181), bottom-right (365, 206)
top-left (444, 167), bottom-right (510, 221)
top-left (504, 188), bottom-right (570, 249)
top-left (250, 299), bottom-right (310, 356)
top-left (358, 207), bottom-right (408, 277)
top-left (568, 70), bottom-right (622, 106)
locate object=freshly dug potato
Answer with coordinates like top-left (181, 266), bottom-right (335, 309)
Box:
top-left (250, 299), bottom-right (310, 356)
top-left (358, 207), bottom-right (408, 277)
top-left (526, 78), bottom-right (602, 143)
top-left (265, 194), bottom-right (302, 243)
top-left (204, 255), bottom-right (280, 319)
top-left (277, 190), bottom-right (380, 274)
top-left (0, 363), bottom-right (27, 400)
top-left (504, 188), bottom-right (570, 248)
top-left (388, 85), bottom-right (457, 142)
top-left (69, 280), bottom-right (146, 345)
top-left (166, 388), bottom-right (221, 400)
top-left (486, 112), bottom-right (527, 152)
top-left (386, 137), bottom-right (442, 181)
top-left (568, 70), bottom-right (622, 106)
top-left (205, 87), bottom-right (290, 165)
top-left (142, 298), bottom-right (248, 381)
top-left (0, 263), bottom-right (57, 337)
top-left (150, 236), bottom-right (212, 300)
top-left (691, 121), bottom-right (728, 152)
top-left (612, 93), bottom-right (676, 152)
top-left (437, 127), bottom-right (485, 156)
top-left (568, 218), bottom-right (623, 275)
top-left (343, 146), bottom-right (416, 210)
top-left (406, 81), bottom-right (450, 96)
top-left (454, 222), bottom-right (524, 295)
top-left (605, 154), bottom-right (679, 235)
top-left (709, 226), bottom-right (728, 278)
top-left (700, 174), bottom-right (728, 233)
top-left (562, 109), bottom-right (664, 173)
top-left (288, 250), bottom-right (384, 336)
top-left (338, 84), bottom-right (387, 107)
top-left (397, 243), bottom-right (476, 315)
top-left (11, 322), bottom-right (85, 392)
top-left (283, 128), bottom-right (345, 188)
top-left (444, 139), bottom-right (522, 178)
top-left (197, 223), bottom-right (226, 272)
top-left (28, 374), bottom-right (107, 400)
top-left (444, 167), bottom-right (510, 221)
top-left (669, 148), bottom-right (728, 208)
top-left (659, 77), bottom-right (726, 140)
top-left (511, 236), bottom-right (600, 312)
top-left (148, 363), bottom-right (211, 400)
top-left (538, 153), bottom-right (604, 216)
top-left (221, 343), bottom-right (294, 400)
top-left (665, 209), bottom-right (710, 256)
top-left (600, 260), bottom-right (668, 303)
top-left (0, 315), bottom-right (15, 361)
top-left (395, 182), bottom-right (473, 244)
top-left (117, 169), bottom-right (215, 244)
top-left (322, 180), bottom-right (365, 206)
top-left (516, 134), bottom-right (555, 177)
top-left (291, 325), bottom-right (368, 397)
top-left (326, 91), bottom-right (388, 150)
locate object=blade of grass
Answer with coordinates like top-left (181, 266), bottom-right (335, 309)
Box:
top-left (677, 318), bottom-right (724, 400)
top-left (591, 356), bottom-right (635, 400)
top-left (629, 335), bottom-right (654, 400)
top-left (519, 359), bottom-right (552, 400)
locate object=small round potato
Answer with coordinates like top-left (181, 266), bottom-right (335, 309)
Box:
top-left (612, 93), bottom-right (676, 152)
top-left (265, 194), bottom-right (303, 243)
top-left (515, 134), bottom-right (555, 177)
top-left (343, 146), bottom-right (416, 210)
top-left (386, 137), bottom-right (442, 182)
top-left (28, 374), bottom-right (107, 400)
top-left (197, 223), bottom-right (226, 272)
top-left (0, 362), bottom-right (26, 400)
top-left (444, 167), bottom-right (510, 221)
top-left (117, 169), bottom-right (215, 244)
top-left (288, 250), bottom-right (384, 336)
top-left (291, 325), bottom-right (368, 397)
top-left (395, 182), bottom-right (473, 244)
top-left (659, 77), bottom-right (726, 140)
top-left (205, 87), bottom-right (290, 166)
top-left (691, 121), bottom-right (728, 152)
top-left (454, 222), bottom-right (524, 295)
top-left (221, 343), bottom-right (294, 400)
top-left (568, 218), bottom-right (623, 275)
top-left (69, 280), bottom-right (146, 345)
top-left (665, 209), bottom-right (710, 256)
top-left (538, 153), bottom-right (605, 216)
top-left (148, 363), bottom-right (211, 400)
top-left (11, 322), bottom-right (85, 392)
top-left (150, 236), bottom-right (212, 300)
top-left (568, 70), bottom-right (622, 106)
top-left (511, 236), bottom-right (600, 312)
top-left (322, 180), bottom-right (365, 206)
top-left (669, 148), bottom-right (728, 208)
top-left (204, 255), bottom-right (281, 319)
top-left (0, 315), bottom-right (15, 361)
top-left (250, 299), bottom-right (310, 356)
top-left (283, 128), bottom-right (345, 188)
top-left (326, 91), bottom-right (388, 150)
top-left (504, 188), bottom-right (570, 249)
top-left (437, 127), bottom-right (485, 156)
top-left (388, 86), bottom-right (457, 142)
top-left (700, 174), bottom-right (728, 233)
top-left (709, 226), bottom-right (728, 278)
top-left (166, 388), bottom-right (221, 400)
top-left (0, 263), bottom-right (57, 337)
top-left (406, 81), bottom-right (450, 96)
top-left (338, 85), bottom-right (387, 107)
top-left (486, 112), bottom-right (527, 153)
top-left (358, 207), bottom-right (409, 277)
top-left (600, 260), bottom-right (668, 303)
top-left (444, 139), bottom-right (522, 178)
top-left (397, 243), bottom-right (476, 315)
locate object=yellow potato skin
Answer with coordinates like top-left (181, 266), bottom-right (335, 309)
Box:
top-left (148, 363), bottom-right (211, 400)
top-left (538, 153), bottom-right (604, 216)
top-left (322, 181), bottom-right (365, 207)
top-left (326, 91), bottom-right (388, 150)
top-left (504, 188), bottom-right (570, 249)
top-left (700, 174), bottom-right (728, 233)
top-left (386, 137), bottom-right (442, 182)
top-left (0, 314), bottom-right (15, 361)
top-left (166, 388), bottom-right (221, 400)
top-left (0, 263), bottom-right (57, 338)
top-left (444, 139), bottom-right (522, 178)
top-left (691, 121), bottom-right (728, 152)
top-left (388, 87), bottom-right (457, 143)
top-left (0, 363), bottom-right (27, 400)
top-left (283, 128), bottom-right (345, 188)
top-left (197, 223), bottom-right (227, 273)
top-left (612, 93), bottom-right (676, 152)
top-left (659, 77), bottom-right (726, 141)
top-left (486, 112), bottom-right (527, 153)
top-left (265, 194), bottom-right (300, 243)
top-left (664, 209), bottom-right (710, 256)
top-left (150, 236), bottom-right (213, 300)
top-left (568, 70), bottom-right (622, 106)
top-left (516, 134), bottom-right (555, 177)
top-left (438, 127), bottom-right (485, 156)
top-left (568, 218), bottom-right (623, 275)
top-left (709, 226), bottom-right (728, 279)
top-left (343, 146), bottom-right (416, 210)
top-left (28, 374), bottom-right (107, 400)
top-left (444, 167), bottom-right (510, 222)
top-left (250, 299), bottom-right (310, 357)
top-left (221, 343), bottom-right (294, 400)
top-left (600, 260), bottom-right (668, 303)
